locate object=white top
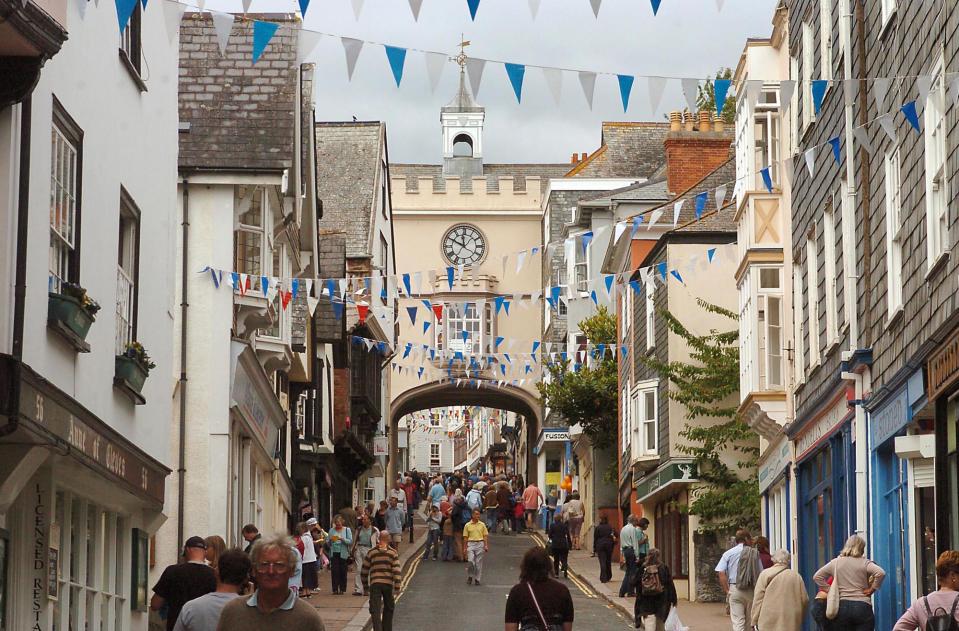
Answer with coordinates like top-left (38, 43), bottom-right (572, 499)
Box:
top-left (390, 488), bottom-right (407, 510)
top-left (301, 533), bottom-right (317, 563)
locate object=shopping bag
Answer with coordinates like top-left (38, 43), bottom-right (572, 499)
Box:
top-left (664, 606), bottom-right (689, 631)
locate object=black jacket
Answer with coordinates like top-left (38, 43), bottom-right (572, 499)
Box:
top-left (634, 563), bottom-right (678, 622)
top-left (548, 522), bottom-right (572, 551)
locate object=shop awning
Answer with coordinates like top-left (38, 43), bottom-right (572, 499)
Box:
top-left (634, 460), bottom-right (698, 504)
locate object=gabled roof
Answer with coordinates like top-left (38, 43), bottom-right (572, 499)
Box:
top-left (315, 121), bottom-right (385, 258)
top-left (178, 13), bottom-right (301, 172)
top-left (566, 122), bottom-right (670, 179)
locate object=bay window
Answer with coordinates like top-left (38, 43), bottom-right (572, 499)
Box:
top-left (755, 268), bottom-right (784, 390)
top-left (234, 185), bottom-right (269, 280)
top-left (925, 54), bottom-right (949, 267)
top-left (631, 382), bottom-right (658, 459)
top-left (435, 302), bottom-right (495, 357)
top-left (754, 89), bottom-right (781, 188)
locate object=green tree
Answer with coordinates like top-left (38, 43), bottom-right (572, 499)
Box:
top-left (697, 67), bottom-right (735, 124)
top-left (640, 299), bottom-right (759, 533)
top-left (537, 307), bottom-right (617, 453)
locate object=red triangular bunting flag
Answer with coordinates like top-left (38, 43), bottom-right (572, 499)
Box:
top-left (432, 304), bottom-right (443, 322)
top-left (357, 304), bottom-right (369, 323)
top-left (281, 290), bottom-right (292, 310)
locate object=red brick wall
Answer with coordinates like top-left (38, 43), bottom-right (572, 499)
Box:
top-left (664, 131), bottom-right (732, 194)
top-left (333, 367), bottom-right (350, 437)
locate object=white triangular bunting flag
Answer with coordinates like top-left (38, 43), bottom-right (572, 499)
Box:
top-left (589, 0), bottom-right (601, 17)
top-left (350, 0), bottom-right (364, 19)
top-left (296, 31), bottom-right (322, 64)
top-left (803, 147), bottom-right (816, 177)
top-left (878, 113), bottom-right (897, 143)
top-left (210, 12), bottom-right (234, 55)
top-left (466, 58), bottom-right (486, 99)
top-left (543, 68), bottom-right (563, 106)
top-left (407, 0), bottom-right (423, 20)
top-left (614, 222), bottom-right (627, 242)
top-left (779, 79), bottom-right (796, 112)
top-left (648, 208), bottom-right (663, 230)
top-left (528, 0), bottom-right (541, 18)
top-left (715, 184), bottom-right (728, 209)
top-left (873, 77), bottom-right (892, 113)
top-left (715, 0), bottom-right (725, 9)
top-left (341, 37), bottom-right (364, 80)
top-left (746, 79), bottom-right (763, 113)
top-left (241, 0), bottom-right (252, 12)
top-left (916, 75), bottom-right (933, 109)
top-left (516, 251), bottom-right (527, 273)
top-left (413, 271), bottom-right (422, 295)
top-left (578, 71), bottom-right (597, 109)
top-left (648, 76), bottom-right (667, 115)
top-left (163, 1), bottom-right (187, 43)
top-left (425, 52), bottom-right (446, 94)
top-left (852, 126), bottom-right (874, 155)
top-left (949, 76), bottom-right (959, 107)
top-left (681, 78), bottom-right (700, 114)
top-left (76, 0), bottom-right (87, 19)
top-left (672, 200), bottom-right (684, 226)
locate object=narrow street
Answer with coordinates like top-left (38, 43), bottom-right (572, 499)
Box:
top-left (394, 531), bottom-right (634, 630)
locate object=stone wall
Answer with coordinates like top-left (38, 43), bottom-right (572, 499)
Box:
top-left (694, 530), bottom-right (727, 602)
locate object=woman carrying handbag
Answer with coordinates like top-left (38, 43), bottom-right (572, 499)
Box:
top-left (813, 535), bottom-right (886, 631)
top-left (505, 547), bottom-right (575, 631)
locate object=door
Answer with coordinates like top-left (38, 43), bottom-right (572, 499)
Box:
top-left (871, 443), bottom-right (909, 630)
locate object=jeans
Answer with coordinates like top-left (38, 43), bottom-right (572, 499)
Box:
top-left (619, 547), bottom-right (637, 597)
top-left (827, 600), bottom-right (875, 631)
top-left (552, 547), bottom-right (569, 576)
top-left (596, 545), bottom-right (613, 582)
top-left (353, 546), bottom-right (370, 593)
top-left (728, 586), bottom-right (754, 631)
top-left (485, 508), bottom-right (497, 530)
top-left (330, 555), bottom-right (348, 593)
top-left (441, 534), bottom-right (454, 561)
top-left (369, 583), bottom-right (395, 631)
top-left (466, 541), bottom-right (485, 582)
top-left (422, 530), bottom-right (441, 559)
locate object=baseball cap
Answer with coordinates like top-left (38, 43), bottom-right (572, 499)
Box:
top-left (184, 536), bottom-right (207, 550)
top-left (306, 517), bottom-right (318, 526)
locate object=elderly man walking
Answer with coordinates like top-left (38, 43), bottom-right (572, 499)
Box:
top-left (215, 536), bottom-right (326, 631)
top-left (715, 529), bottom-right (763, 631)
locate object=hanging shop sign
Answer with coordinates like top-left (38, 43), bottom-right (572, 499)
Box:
top-left (758, 437), bottom-right (791, 494)
top-left (635, 461), bottom-right (698, 503)
top-left (373, 435), bottom-right (389, 456)
top-left (533, 428), bottom-right (571, 455)
top-left (0, 355), bottom-right (168, 506)
top-left (928, 330), bottom-right (959, 400)
top-left (230, 343), bottom-right (284, 458)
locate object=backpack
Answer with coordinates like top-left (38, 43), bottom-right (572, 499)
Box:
top-left (736, 545), bottom-right (760, 591)
top-left (640, 564), bottom-right (664, 596)
top-left (460, 502), bottom-right (474, 523)
top-left (922, 593), bottom-right (959, 631)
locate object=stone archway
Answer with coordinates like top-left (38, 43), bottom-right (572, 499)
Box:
top-left (388, 380), bottom-right (541, 484)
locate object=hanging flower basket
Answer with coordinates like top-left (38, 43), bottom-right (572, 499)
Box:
top-left (115, 342), bottom-right (156, 394)
top-left (48, 283), bottom-right (100, 346)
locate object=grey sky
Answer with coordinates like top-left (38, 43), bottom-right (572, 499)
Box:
top-left (222, 0), bottom-right (779, 163)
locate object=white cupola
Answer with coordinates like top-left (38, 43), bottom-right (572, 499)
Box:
top-left (441, 66), bottom-right (485, 178)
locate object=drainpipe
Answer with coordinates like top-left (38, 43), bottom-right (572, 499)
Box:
top-left (840, 0), bottom-right (859, 349)
top-left (177, 177), bottom-right (190, 550)
top-left (841, 368), bottom-right (869, 537)
top-left (12, 97), bottom-right (31, 362)
top-left (853, 0), bottom-right (872, 349)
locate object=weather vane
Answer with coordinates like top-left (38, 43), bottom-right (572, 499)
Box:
top-left (454, 34), bottom-right (471, 69)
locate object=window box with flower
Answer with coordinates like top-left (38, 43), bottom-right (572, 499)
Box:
top-left (114, 341), bottom-right (155, 404)
top-left (48, 282), bottom-right (101, 352)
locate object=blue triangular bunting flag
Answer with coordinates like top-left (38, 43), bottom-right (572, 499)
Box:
top-left (590, 290), bottom-right (598, 306)
top-left (298, 0), bottom-right (309, 16)
top-left (447, 267), bottom-right (455, 290)
top-left (714, 78), bottom-right (732, 117)
top-left (581, 231), bottom-right (593, 254)
top-left (670, 270), bottom-right (684, 284)
top-left (503, 301), bottom-right (510, 315)
top-left (707, 247), bottom-right (716, 262)
top-left (901, 101), bottom-right (920, 133)
top-left (695, 191), bottom-right (708, 219)
top-left (760, 167), bottom-right (773, 192)
top-left (629, 280), bottom-right (641, 294)
top-left (403, 343), bottom-right (412, 359)
top-left (406, 306), bottom-right (418, 325)
top-left (650, 0), bottom-right (661, 15)
top-left (495, 296), bottom-right (505, 314)
top-left (620, 345), bottom-right (628, 359)
top-left (495, 336), bottom-right (504, 350)
top-left (604, 275), bottom-right (614, 295)
top-left (812, 79), bottom-right (828, 116)
top-left (505, 63), bottom-right (525, 103)
top-left (115, 0), bottom-right (138, 32)
top-left (252, 21), bottom-right (279, 65)
top-left (829, 136), bottom-right (841, 165)
top-left (424, 321), bottom-right (431, 334)
top-left (657, 261), bottom-right (668, 281)
top-left (466, 0), bottom-right (480, 20)
top-left (384, 45), bottom-right (407, 87)
top-left (617, 75), bottom-right (634, 112)
top-left (402, 273), bottom-right (411, 296)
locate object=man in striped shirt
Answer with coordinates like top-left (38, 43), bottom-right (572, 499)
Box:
top-left (361, 534), bottom-right (401, 631)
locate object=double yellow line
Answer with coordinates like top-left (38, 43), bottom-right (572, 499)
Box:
top-left (527, 533), bottom-right (596, 599)
top-left (395, 554), bottom-right (422, 602)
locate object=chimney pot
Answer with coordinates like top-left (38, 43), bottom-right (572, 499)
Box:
top-left (713, 114), bottom-right (725, 133)
top-left (669, 111), bottom-right (682, 131)
top-left (698, 111), bottom-right (712, 132)
top-left (683, 112), bottom-right (695, 132)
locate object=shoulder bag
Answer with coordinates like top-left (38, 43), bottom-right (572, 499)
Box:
top-left (519, 582), bottom-right (563, 631)
top-left (825, 559), bottom-right (841, 620)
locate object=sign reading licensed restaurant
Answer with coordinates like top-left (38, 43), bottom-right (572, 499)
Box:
top-left (758, 438), bottom-right (791, 494)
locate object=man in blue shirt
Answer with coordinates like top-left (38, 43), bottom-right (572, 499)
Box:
top-left (428, 477), bottom-right (445, 507)
top-left (715, 529), bottom-right (762, 631)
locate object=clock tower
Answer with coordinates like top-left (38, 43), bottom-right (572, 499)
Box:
top-left (441, 40), bottom-right (484, 178)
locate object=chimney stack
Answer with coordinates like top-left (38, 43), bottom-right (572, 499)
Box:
top-left (663, 112), bottom-right (733, 195)
top-left (571, 153), bottom-right (579, 164)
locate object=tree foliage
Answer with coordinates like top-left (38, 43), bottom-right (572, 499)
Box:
top-left (696, 67), bottom-right (736, 124)
top-left (537, 307), bottom-right (617, 452)
top-left (640, 299), bottom-right (759, 534)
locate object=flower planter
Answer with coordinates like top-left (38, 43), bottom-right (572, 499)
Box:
top-left (115, 355), bottom-right (149, 393)
top-left (48, 292), bottom-right (95, 341)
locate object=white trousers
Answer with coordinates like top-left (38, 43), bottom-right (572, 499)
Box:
top-left (353, 546), bottom-right (370, 593)
top-left (466, 541), bottom-right (485, 582)
top-left (728, 586), bottom-right (754, 631)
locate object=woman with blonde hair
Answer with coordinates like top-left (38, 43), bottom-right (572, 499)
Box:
top-left (813, 535), bottom-right (886, 630)
top-left (203, 535), bottom-right (227, 573)
top-left (751, 549), bottom-right (807, 631)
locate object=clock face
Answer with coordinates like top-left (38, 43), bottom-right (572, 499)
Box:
top-left (442, 224), bottom-right (486, 266)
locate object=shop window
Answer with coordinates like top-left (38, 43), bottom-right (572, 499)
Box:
top-left (364, 479), bottom-right (376, 505)
top-left (655, 499), bottom-right (689, 578)
top-left (916, 483), bottom-right (937, 595)
top-left (52, 491), bottom-right (128, 631)
top-left (766, 480), bottom-right (789, 553)
top-left (49, 98), bottom-right (83, 293)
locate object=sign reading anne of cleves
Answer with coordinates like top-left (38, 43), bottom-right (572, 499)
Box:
top-left (635, 462), bottom-right (698, 502)
top-left (794, 391), bottom-right (852, 462)
top-left (928, 330), bottom-right (959, 400)
top-left (1, 356), bottom-right (167, 506)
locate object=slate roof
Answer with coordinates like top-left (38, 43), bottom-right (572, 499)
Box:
top-left (178, 13), bottom-right (301, 171)
top-left (566, 122), bottom-right (670, 179)
top-left (390, 163), bottom-right (571, 195)
top-left (315, 122), bottom-right (385, 258)
top-left (580, 178), bottom-right (670, 206)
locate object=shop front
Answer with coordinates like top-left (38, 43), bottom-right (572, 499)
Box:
top-left (866, 368), bottom-right (927, 629)
top-left (790, 387), bottom-right (855, 605)
top-left (928, 331), bottom-right (959, 557)
top-left (758, 435), bottom-right (792, 554)
top-left (534, 428), bottom-right (571, 499)
top-left (0, 355), bottom-right (169, 631)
